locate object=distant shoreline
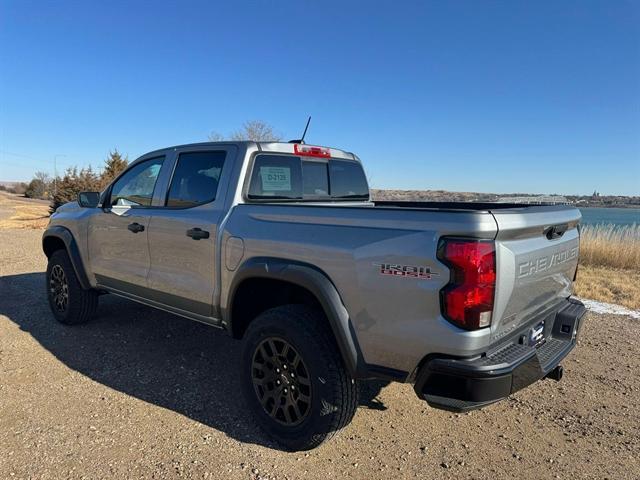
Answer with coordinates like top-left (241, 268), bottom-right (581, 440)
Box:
top-left (579, 205), bottom-right (640, 210)
top-left (371, 189), bottom-right (640, 209)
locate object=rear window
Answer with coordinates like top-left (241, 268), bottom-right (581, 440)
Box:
top-left (329, 160), bottom-right (370, 198)
top-left (248, 155), bottom-right (302, 199)
top-left (302, 161), bottom-right (329, 196)
top-left (248, 154), bottom-right (368, 200)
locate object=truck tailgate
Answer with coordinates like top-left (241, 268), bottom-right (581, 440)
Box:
top-left (490, 205), bottom-right (581, 341)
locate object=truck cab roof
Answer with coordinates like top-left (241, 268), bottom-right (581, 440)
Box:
top-left (138, 141), bottom-right (359, 163)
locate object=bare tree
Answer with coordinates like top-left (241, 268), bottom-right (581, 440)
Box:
top-left (207, 131), bottom-right (226, 142)
top-left (25, 171), bottom-right (52, 199)
top-left (208, 120), bottom-right (282, 142)
top-left (35, 171), bottom-right (51, 184)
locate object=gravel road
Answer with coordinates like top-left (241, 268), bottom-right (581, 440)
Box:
top-left (1, 228), bottom-right (638, 479)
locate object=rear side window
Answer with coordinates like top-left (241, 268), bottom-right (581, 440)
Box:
top-left (166, 151), bottom-right (226, 207)
top-left (248, 154), bottom-right (369, 201)
top-left (110, 156), bottom-right (164, 207)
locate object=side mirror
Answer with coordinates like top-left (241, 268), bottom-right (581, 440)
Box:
top-left (78, 191), bottom-right (101, 208)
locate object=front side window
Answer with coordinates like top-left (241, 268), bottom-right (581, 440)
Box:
top-left (166, 151), bottom-right (226, 207)
top-left (110, 156), bottom-right (164, 207)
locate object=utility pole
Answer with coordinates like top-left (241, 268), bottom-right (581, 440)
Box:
top-left (53, 154), bottom-right (66, 197)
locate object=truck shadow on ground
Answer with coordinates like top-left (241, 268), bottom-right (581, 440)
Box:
top-left (0, 272), bottom-right (390, 451)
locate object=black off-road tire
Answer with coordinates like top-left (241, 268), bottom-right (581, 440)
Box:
top-left (46, 249), bottom-right (98, 325)
top-left (241, 304), bottom-right (359, 451)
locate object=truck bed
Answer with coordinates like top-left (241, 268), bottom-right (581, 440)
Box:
top-left (222, 200), bottom-right (580, 373)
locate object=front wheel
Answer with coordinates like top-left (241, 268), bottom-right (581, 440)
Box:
top-left (46, 249), bottom-right (98, 325)
top-left (241, 305), bottom-right (359, 451)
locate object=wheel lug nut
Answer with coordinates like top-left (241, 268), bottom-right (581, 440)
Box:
top-left (276, 368), bottom-right (280, 373)
top-left (276, 380), bottom-right (281, 385)
top-left (283, 364), bottom-right (287, 369)
top-left (283, 388), bottom-right (288, 394)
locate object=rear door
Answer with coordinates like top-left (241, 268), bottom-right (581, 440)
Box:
top-left (145, 145), bottom-right (236, 319)
top-left (490, 205), bottom-right (581, 340)
top-left (88, 155), bottom-right (166, 289)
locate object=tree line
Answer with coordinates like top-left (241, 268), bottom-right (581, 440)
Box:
top-left (20, 150), bottom-right (129, 213)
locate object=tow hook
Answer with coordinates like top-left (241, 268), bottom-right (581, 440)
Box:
top-left (545, 365), bottom-right (563, 382)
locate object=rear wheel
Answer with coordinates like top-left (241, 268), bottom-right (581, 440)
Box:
top-left (46, 249), bottom-right (98, 325)
top-left (241, 305), bottom-right (359, 451)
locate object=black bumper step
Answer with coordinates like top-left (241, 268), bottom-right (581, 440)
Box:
top-left (414, 298), bottom-right (586, 412)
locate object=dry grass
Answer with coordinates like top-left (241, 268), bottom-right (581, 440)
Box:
top-left (0, 193), bottom-right (50, 229)
top-left (0, 205), bottom-right (50, 229)
top-left (579, 223), bottom-right (640, 270)
top-left (575, 265), bottom-right (640, 310)
top-left (575, 224), bottom-right (640, 309)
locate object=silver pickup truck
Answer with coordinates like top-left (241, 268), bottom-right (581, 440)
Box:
top-left (43, 141), bottom-right (585, 450)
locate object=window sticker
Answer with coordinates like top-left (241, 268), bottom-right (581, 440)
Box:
top-left (260, 166), bottom-right (291, 191)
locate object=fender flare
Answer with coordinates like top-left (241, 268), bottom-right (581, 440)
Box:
top-left (42, 226), bottom-right (91, 290)
top-left (226, 257), bottom-right (368, 377)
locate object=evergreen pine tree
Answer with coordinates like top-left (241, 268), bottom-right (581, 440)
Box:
top-left (50, 167), bottom-right (100, 213)
top-left (100, 149), bottom-right (128, 188)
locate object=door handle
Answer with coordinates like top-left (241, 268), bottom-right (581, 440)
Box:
top-left (186, 228), bottom-right (209, 240)
top-left (127, 222), bottom-right (145, 233)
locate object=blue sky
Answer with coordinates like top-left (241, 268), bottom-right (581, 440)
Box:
top-left (1, 0), bottom-right (638, 195)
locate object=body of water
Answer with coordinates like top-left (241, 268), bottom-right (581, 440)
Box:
top-left (578, 207), bottom-right (639, 227)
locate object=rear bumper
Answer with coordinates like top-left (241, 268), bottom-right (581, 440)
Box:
top-left (414, 298), bottom-right (586, 412)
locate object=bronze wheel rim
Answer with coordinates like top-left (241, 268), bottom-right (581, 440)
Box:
top-left (251, 337), bottom-right (312, 426)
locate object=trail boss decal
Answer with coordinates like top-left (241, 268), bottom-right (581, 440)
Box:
top-left (375, 263), bottom-right (439, 279)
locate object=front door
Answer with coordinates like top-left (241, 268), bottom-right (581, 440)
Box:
top-left (88, 155), bottom-right (165, 290)
top-left (146, 148), bottom-right (233, 318)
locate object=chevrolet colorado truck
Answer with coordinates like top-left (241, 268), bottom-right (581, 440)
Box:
top-left (43, 141), bottom-right (585, 450)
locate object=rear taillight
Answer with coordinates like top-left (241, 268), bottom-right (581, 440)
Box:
top-left (437, 238), bottom-right (496, 330)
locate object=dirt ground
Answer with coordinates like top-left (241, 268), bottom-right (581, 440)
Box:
top-left (1, 226), bottom-right (639, 479)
